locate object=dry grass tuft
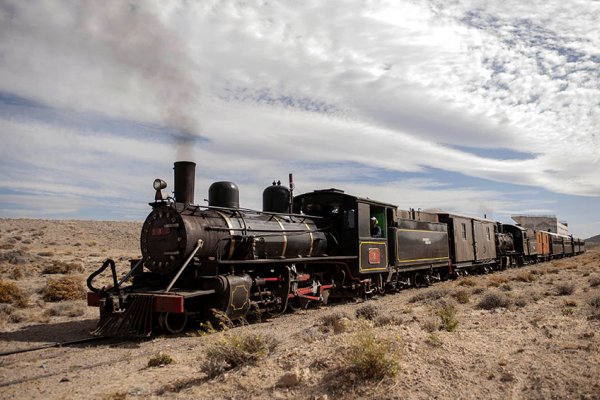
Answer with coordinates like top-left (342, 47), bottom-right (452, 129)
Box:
top-left (514, 271), bottom-right (536, 282)
top-left (453, 290), bottom-right (470, 304)
top-left (346, 328), bottom-right (400, 380)
top-left (42, 260), bottom-right (83, 274)
top-left (458, 277), bottom-right (477, 287)
top-left (148, 352), bottom-right (174, 367)
top-left (435, 300), bottom-right (459, 332)
top-left (320, 312), bottom-right (352, 333)
top-left (488, 275), bottom-right (508, 287)
top-left (0, 279), bottom-right (28, 306)
top-left (355, 304), bottom-right (379, 320)
top-left (555, 283), bottom-right (575, 296)
top-left (408, 288), bottom-right (449, 304)
top-left (589, 276), bottom-right (600, 287)
top-left (44, 302), bottom-right (86, 317)
top-left (41, 276), bottom-right (86, 302)
top-left (374, 314), bottom-right (403, 327)
top-left (201, 334), bottom-right (277, 378)
top-left (477, 291), bottom-right (510, 310)
top-left (426, 333), bottom-right (443, 347)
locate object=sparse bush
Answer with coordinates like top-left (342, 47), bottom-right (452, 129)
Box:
top-left (561, 308), bottom-right (574, 316)
top-left (514, 297), bottom-right (527, 308)
top-left (589, 277), bottom-right (600, 287)
top-left (42, 261), bottom-right (83, 275)
top-left (374, 314), bottom-right (403, 327)
top-left (8, 267), bottom-right (23, 280)
top-left (201, 334), bottom-right (277, 378)
top-left (458, 277), bottom-right (477, 287)
top-left (356, 304), bottom-right (379, 320)
top-left (555, 283), bottom-right (575, 296)
top-left (471, 287), bottom-right (485, 295)
top-left (37, 251), bottom-right (54, 257)
top-left (148, 352), bottom-right (174, 367)
top-left (41, 277), bottom-right (86, 302)
top-left (500, 283), bottom-right (513, 292)
top-left (44, 302), bottom-right (86, 317)
top-left (0, 279), bottom-right (27, 306)
top-left (488, 276), bottom-right (508, 287)
top-left (453, 290), bottom-right (470, 304)
top-left (421, 318), bottom-right (438, 333)
top-left (514, 272), bottom-right (535, 282)
top-left (436, 301), bottom-right (458, 332)
top-left (408, 288), bottom-right (448, 303)
top-left (320, 312), bottom-right (351, 333)
top-left (0, 243), bottom-right (14, 250)
top-left (589, 296), bottom-right (600, 309)
top-left (477, 292), bottom-right (509, 310)
top-left (346, 328), bottom-right (400, 380)
top-left (563, 300), bottom-right (577, 308)
top-left (426, 333), bottom-right (442, 347)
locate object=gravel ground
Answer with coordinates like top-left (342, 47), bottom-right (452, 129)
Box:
top-left (0, 218), bottom-right (599, 399)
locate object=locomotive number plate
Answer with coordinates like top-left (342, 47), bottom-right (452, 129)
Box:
top-left (368, 248), bottom-right (381, 264)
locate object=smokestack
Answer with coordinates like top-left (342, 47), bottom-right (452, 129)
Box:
top-left (173, 161), bottom-right (196, 205)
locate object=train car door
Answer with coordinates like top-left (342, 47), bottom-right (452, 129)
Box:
top-left (357, 201), bottom-right (388, 273)
top-left (473, 221), bottom-right (496, 261)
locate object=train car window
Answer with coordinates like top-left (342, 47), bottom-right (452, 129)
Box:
top-left (486, 226), bottom-right (491, 240)
top-left (461, 223), bottom-right (467, 240)
top-left (344, 209), bottom-right (356, 229)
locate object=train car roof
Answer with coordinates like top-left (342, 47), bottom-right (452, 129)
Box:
top-left (295, 188), bottom-right (398, 208)
top-left (432, 210), bottom-right (497, 224)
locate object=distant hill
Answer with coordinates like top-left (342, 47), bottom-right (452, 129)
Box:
top-left (585, 234), bottom-right (600, 244)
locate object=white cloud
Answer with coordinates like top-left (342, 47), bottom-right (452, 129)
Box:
top-left (0, 0), bottom-right (598, 235)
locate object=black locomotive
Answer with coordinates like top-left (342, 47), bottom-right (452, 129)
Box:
top-left (87, 161), bottom-right (585, 336)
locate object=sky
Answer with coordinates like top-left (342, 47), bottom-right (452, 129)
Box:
top-left (0, 0), bottom-right (598, 238)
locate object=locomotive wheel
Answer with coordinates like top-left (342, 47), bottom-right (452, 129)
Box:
top-left (158, 312), bottom-right (188, 334)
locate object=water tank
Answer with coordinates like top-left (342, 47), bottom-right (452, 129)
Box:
top-left (208, 181), bottom-right (239, 208)
top-left (263, 182), bottom-right (290, 213)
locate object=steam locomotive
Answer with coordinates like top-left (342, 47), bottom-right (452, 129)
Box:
top-left (87, 162), bottom-right (585, 336)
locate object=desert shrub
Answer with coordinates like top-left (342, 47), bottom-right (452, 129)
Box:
top-left (421, 318), bottom-right (438, 333)
top-left (477, 292), bottom-right (509, 310)
top-left (488, 276), bottom-right (508, 287)
top-left (547, 268), bottom-right (560, 274)
top-left (201, 334), bottom-right (277, 378)
top-left (148, 352), bottom-right (174, 367)
top-left (408, 288), bottom-right (449, 303)
top-left (471, 287), bottom-right (485, 295)
top-left (453, 290), bottom-right (470, 304)
top-left (589, 296), bottom-right (600, 309)
top-left (426, 333), bottom-right (442, 347)
top-left (320, 312), bottom-right (352, 333)
top-left (561, 308), bottom-right (574, 316)
top-left (44, 302), bottom-right (86, 317)
top-left (37, 251), bottom-right (54, 257)
top-left (346, 328), bottom-right (400, 380)
top-left (8, 267), bottom-right (23, 280)
top-left (555, 283), bottom-right (575, 296)
top-left (42, 261), bottom-right (83, 274)
top-left (589, 277), bottom-right (600, 287)
top-left (0, 243), bottom-right (14, 250)
top-left (514, 297), bottom-right (527, 308)
top-left (530, 269), bottom-right (545, 276)
top-left (458, 277), bottom-right (477, 287)
top-left (514, 272), bottom-right (535, 282)
top-left (436, 301), bottom-right (458, 332)
top-left (0, 279), bottom-right (27, 306)
top-left (500, 283), bottom-right (513, 292)
top-left (41, 277), bottom-right (86, 301)
top-left (356, 304), bottom-right (379, 320)
top-left (563, 300), bottom-right (577, 308)
top-left (374, 314), bottom-right (403, 327)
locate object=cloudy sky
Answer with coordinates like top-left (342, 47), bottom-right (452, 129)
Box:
top-left (0, 0), bottom-right (598, 238)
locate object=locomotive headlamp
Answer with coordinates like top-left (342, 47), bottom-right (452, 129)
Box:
top-left (153, 179), bottom-right (167, 190)
top-left (154, 179), bottom-right (168, 201)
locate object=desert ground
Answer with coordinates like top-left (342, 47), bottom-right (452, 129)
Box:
top-left (0, 218), bottom-right (599, 400)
